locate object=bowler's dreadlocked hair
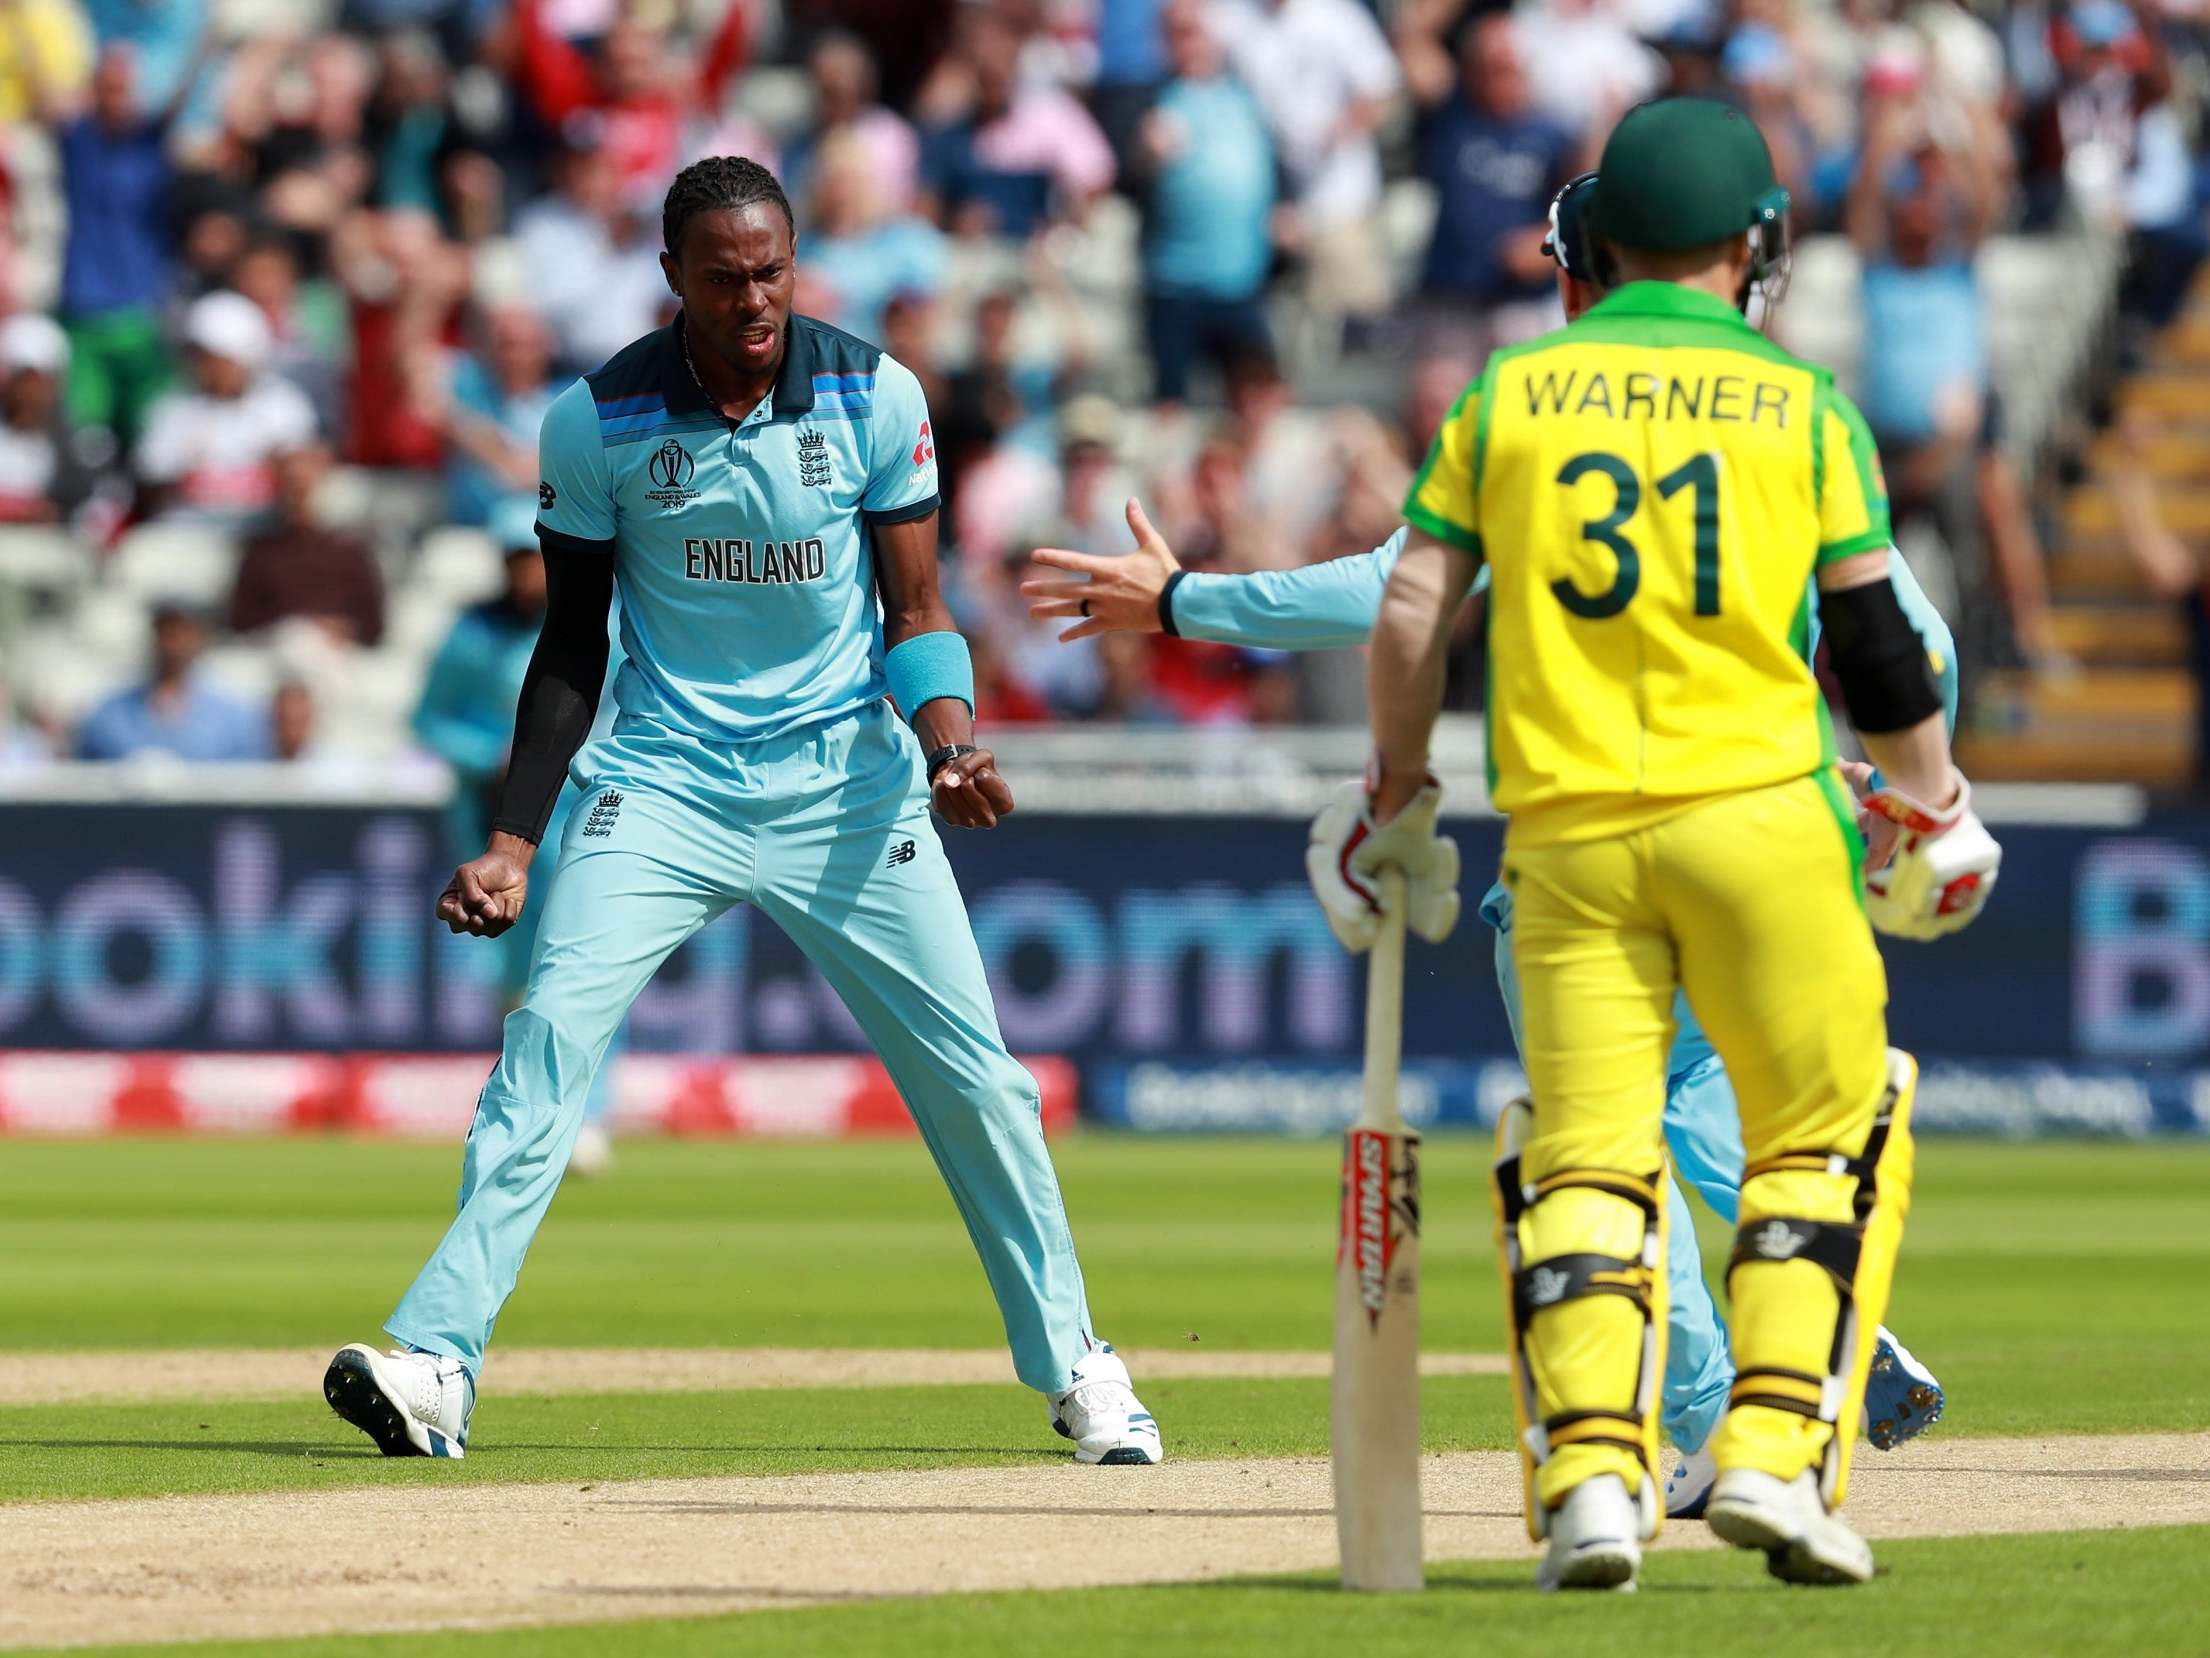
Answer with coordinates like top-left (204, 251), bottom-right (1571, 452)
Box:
top-left (662, 156), bottom-right (793, 257)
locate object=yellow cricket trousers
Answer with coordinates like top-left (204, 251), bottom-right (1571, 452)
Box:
top-left (1502, 770), bottom-right (1916, 1514)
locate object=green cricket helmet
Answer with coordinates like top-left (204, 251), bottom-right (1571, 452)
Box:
top-left (1589, 97), bottom-right (1791, 288)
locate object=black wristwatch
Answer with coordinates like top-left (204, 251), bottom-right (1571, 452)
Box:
top-left (926, 742), bottom-right (980, 783)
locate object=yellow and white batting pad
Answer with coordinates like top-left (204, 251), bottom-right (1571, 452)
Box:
top-left (1491, 1098), bottom-right (1668, 1542)
top-left (1714, 1047), bottom-right (1918, 1508)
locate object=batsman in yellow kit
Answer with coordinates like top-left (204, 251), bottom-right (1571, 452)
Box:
top-left (1319, 99), bottom-right (2002, 1592)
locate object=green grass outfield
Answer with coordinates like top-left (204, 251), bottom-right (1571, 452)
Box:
top-left (4, 1135), bottom-right (2206, 1655)
top-left (20, 1529), bottom-right (2210, 1658)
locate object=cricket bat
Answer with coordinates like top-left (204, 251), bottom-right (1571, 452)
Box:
top-left (1332, 867), bottom-right (1423, 1591)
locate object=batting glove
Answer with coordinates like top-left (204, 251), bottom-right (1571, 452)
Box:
top-left (1306, 776), bottom-right (1462, 953)
top-left (1862, 768), bottom-right (2001, 940)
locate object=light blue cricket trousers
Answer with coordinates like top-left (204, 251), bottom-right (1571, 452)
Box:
top-left (454, 782), bottom-right (618, 1130)
top-left (1484, 884), bottom-right (1742, 1454)
top-left (388, 700), bottom-right (1098, 1393)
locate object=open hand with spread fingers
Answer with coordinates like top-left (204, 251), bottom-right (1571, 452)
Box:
top-left (1023, 497), bottom-right (1180, 640)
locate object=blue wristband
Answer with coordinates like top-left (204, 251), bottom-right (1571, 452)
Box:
top-left (884, 630), bottom-right (976, 727)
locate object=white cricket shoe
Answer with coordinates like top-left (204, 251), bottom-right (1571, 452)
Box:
top-left (1537, 1473), bottom-right (1642, 1592)
top-left (1665, 1443), bottom-right (1719, 1520)
top-left (324, 1344), bottom-right (473, 1459)
top-left (1706, 1467), bottom-right (1874, 1585)
top-left (1049, 1346), bottom-right (1162, 1465)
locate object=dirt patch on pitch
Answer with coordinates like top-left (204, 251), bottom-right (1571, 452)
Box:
top-left (0, 1347), bottom-right (1509, 1408)
top-left (4, 1433), bottom-right (2204, 1650)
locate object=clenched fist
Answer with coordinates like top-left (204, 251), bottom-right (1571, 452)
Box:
top-left (436, 836), bottom-right (533, 936)
top-left (932, 746), bottom-right (1016, 829)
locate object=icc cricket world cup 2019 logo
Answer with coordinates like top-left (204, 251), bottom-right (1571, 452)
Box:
top-left (1341, 1129), bottom-right (1421, 1328)
top-left (645, 439), bottom-right (700, 508)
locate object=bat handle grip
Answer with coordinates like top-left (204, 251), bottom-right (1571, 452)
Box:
top-left (1362, 868), bottom-right (1408, 1131)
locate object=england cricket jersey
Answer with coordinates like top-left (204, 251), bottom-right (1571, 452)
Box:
top-left (534, 313), bottom-right (940, 743)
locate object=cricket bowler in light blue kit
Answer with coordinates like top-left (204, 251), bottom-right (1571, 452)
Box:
top-left (324, 157), bottom-right (1160, 1468)
top-left (1022, 171), bottom-right (1941, 1515)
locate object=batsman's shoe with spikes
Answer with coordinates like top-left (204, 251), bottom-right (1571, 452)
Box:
top-left (1050, 1346), bottom-right (1163, 1465)
top-left (1707, 1467), bottom-right (1874, 1585)
top-left (1864, 1327), bottom-right (1944, 1450)
top-left (1537, 1473), bottom-right (1642, 1593)
top-left (324, 1344), bottom-right (473, 1459)
top-left (1665, 1443), bottom-right (1718, 1520)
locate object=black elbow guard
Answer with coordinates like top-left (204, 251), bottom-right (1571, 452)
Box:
top-left (1819, 578), bottom-right (1942, 735)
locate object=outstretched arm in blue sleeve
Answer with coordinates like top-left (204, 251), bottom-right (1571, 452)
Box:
top-left (1022, 500), bottom-right (1416, 651)
top-left (1167, 529), bottom-right (1406, 650)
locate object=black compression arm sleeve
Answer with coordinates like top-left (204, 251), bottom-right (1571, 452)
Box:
top-left (1819, 576), bottom-right (1942, 735)
top-left (490, 541), bottom-right (615, 843)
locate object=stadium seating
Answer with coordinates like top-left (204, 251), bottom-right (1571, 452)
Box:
top-left (108, 524), bottom-right (240, 610)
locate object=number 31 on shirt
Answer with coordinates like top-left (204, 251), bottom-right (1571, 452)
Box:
top-left (1551, 449), bottom-right (1722, 621)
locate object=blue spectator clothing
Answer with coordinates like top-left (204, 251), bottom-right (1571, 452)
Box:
top-left (807, 219), bottom-right (948, 345)
top-left (1858, 261), bottom-right (1987, 444)
top-left (375, 106), bottom-right (448, 213)
top-left (56, 116), bottom-right (173, 317)
top-left (76, 677), bottom-right (268, 761)
top-left (414, 597), bottom-right (544, 787)
top-left (338, 0), bottom-right (502, 41)
top-left (920, 121), bottom-right (1053, 240)
top-left (1145, 291), bottom-right (1272, 403)
top-left (535, 315), bottom-right (939, 746)
top-left (1416, 97), bottom-right (1576, 304)
top-left (1096, 0), bottom-right (1167, 85)
top-left (1146, 76), bottom-right (1276, 299)
top-left (445, 355), bottom-right (562, 527)
top-left (84, 0), bottom-right (206, 111)
top-left (919, 90), bottom-right (1114, 241)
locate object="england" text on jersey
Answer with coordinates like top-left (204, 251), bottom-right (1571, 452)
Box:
top-left (682, 537), bottom-right (828, 584)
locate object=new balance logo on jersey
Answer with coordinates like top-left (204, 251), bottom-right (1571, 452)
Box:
top-left (886, 839), bottom-right (917, 868)
top-left (797, 427), bottom-right (832, 489)
top-left (683, 537), bottom-right (827, 585)
top-left (582, 790), bottom-right (624, 837)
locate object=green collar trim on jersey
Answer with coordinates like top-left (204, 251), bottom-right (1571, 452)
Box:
top-left (663, 312), bottom-right (820, 418)
top-left (1582, 282), bottom-right (1749, 329)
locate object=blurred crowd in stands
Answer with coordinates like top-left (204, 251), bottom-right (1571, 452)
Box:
top-left (0, 0), bottom-right (2207, 778)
